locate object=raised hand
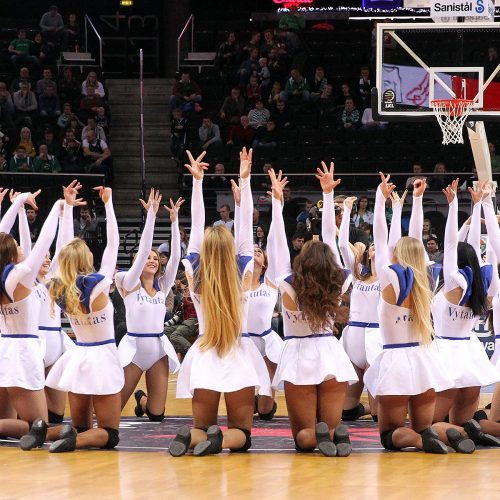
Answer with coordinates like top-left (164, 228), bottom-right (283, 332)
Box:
top-left (63, 179), bottom-right (85, 207)
top-left (468, 182), bottom-right (483, 205)
top-left (26, 189), bottom-right (41, 210)
top-left (482, 180), bottom-right (493, 199)
top-left (230, 179), bottom-right (241, 207)
top-left (378, 172), bottom-right (395, 199)
top-left (9, 189), bottom-right (21, 203)
top-left (315, 161), bottom-right (340, 194)
top-left (267, 168), bottom-right (288, 201)
top-left (184, 150), bottom-right (209, 180)
top-left (140, 188), bottom-right (162, 214)
top-left (163, 197), bottom-right (185, 223)
top-left (413, 178), bottom-right (427, 197)
top-left (344, 196), bottom-right (357, 211)
top-left (390, 189), bottom-right (408, 208)
top-left (0, 188), bottom-right (8, 205)
top-left (239, 147), bottom-right (253, 179)
top-left (94, 185), bottom-right (112, 204)
top-left (442, 178), bottom-right (459, 204)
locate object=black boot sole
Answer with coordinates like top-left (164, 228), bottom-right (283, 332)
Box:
top-left (134, 390), bottom-right (146, 418)
top-left (169, 425), bottom-right (192, 457)
top-left (334, 424), bottom-right (353, 457)
top-left (49, 436), bottom-right (77, 453)
top-left (19, 419), bottom-right (48, 451)
top-left (446, 428), bottom-right (475, 454)
top-left (422, 428), bottom-right (448, 454)
top-left (193, 425), bottom-right (223, 456)
top-left (463, 419), bottom-right (500, 447)
top-left (316, 422), bottom-right (336, 457)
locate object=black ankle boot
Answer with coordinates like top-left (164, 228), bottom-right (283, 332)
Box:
top-left (49, 425), bottom-right (77, 453)
top-left (421, 428), bottom-right (448, 454)
top-left (446, 428), bottom-right (475, 454)
top-left (463, 419), bottom-right (500, 447)
top-left (19, 419), bottom-right (48, 451)
top-left (316, 422), bottom-right (336, 457)
top-left (134, 390), bottom-right (146, 417)
top-left (169, 425), bottom-right (192, 457)
top-left (334, 424), bottom-right (352, 457)
top-left (193, 425), bottom-right (223, 456)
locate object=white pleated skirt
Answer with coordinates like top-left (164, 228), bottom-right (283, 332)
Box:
top-left (0, 336), bottom-right (45, 390)
top-left (272, 335), bottom-right (359, 389)
top-left (342, 325), bottom-right (383, 370)
top-left (46, 343), bottom-right (125, 395)
top-left (176, 336), bottom-right (272, 398)
top-left (364, 344), bottom-right (454, 396)
top-left (433, 336), bottom-right (500, 388)
top-left (249, 330), bottom-right (283, 364)
top-left (39, 329), bottom-right (75, 368)
top-left (118, 334), bottom-right (180, 373)
top-left (490, 338), bottom-right (500, 367)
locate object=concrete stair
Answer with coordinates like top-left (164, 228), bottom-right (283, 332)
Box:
top-left (106, 78), bottom-right (180, 220)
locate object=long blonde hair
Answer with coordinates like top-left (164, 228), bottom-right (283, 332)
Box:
top-left (393, 237), bottom-right (433, 344)
top-left (195, 226), bottom-right (242, 356)
top-left (48, 238), bottom-right (93, 316)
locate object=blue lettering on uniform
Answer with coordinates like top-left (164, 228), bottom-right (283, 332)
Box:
top-left (448, 306), bottom-right (475, 321)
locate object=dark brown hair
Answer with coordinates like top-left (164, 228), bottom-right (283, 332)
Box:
top-left (0, 233), bottom-right (19, 294)
top-left (292, 240), bottom-right (348, 333)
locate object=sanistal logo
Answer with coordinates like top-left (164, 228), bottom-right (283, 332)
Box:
top-left (432, 0), bottom-right (484, 14)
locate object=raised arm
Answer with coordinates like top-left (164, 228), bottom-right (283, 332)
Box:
top-left (467, 185), bottom-right (483, 265)
top-left (388, 190), bottom-right (406, 258)
top-left (231, 179), bottom-right (241, 246)
top-left (458, 219), bottom-right (470, 242)
top-left (483, 183), bottom-right (500, 261)
top-left (97, 187), bottom-right (119, 280)
top-left (0, 190), bottom-right (39, 235)
top-left (339, 197), bottom-right (357, 273)
top-left (160, 197), bottom-right (184, 291)
top-left (18, 206), bottom-right (31, 259)
top-left (237, 148), bottom-right (254, 259)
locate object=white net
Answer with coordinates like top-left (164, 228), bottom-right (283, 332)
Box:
top-left (431, 99), bottom-right (474, 145)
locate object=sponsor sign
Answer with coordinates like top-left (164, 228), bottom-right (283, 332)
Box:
top-left (431, 0), bottom-right (493, 19)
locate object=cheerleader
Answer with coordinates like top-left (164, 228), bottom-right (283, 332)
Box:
top-left (116, 188), bottom-right (183, 422)
top-left (269, 162), bottom-right (358, 457)
top-left (364, 173), bottom-right (456, 454)
top-left (231, 180), bottom-right (283, 420)
top-left (430, 180), bottom-right (500, 450)
top-left (338, 191), bottom-right (405, 422)
top-left (169, 149), bottom-right (271, 457)
top-left (21, 185), bottom-right (122, 452)
top-left (0, 188), bottom-right (60, 440)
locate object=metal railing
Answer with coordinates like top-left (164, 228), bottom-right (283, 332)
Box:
top-left (177, 14), bottom-right (194, 73)
top-left (84, 14), bottom-right (103, 72)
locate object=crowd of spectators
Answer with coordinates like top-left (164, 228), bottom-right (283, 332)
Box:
top-left (0, 6), bottom-right (113, 183)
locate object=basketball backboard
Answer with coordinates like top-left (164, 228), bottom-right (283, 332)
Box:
top-left (372, 22), bottom-right (500, 121)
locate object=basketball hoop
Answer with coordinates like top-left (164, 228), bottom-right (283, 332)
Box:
top-left (431, 99), bottom-right (475, 145)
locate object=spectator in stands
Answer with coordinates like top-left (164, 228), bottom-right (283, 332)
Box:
top-left (260, 29), bottom-right (275, 57)
top-left (204, 163), bottom-right (230, 192)
top-left (361, 107), bottom-right (388, 131)
top-left (255, 225), bottom-right (268, 250)
top-left (60, 128), bottom-right (82, 172)
top-left (38, 83), bottom-right (61, 121)
top-left (79, 85), bottom-right (105, 120)
top-left (359, 222), bottom-right (373, 244)
top-left (338, 97), bottom-right (361, 131)
top-left (82, 116), bottom-right (106, 141)
top-left (40, 128), bottom-right (61, 157)
top-left (10, 67), bottom-right (35, 94)
top-left (248, 99), bottom-right (270, 129)
top-left (268, 81), bottom-right (283, 110)
top-left (13, 82), bottom-right (38, 126)
top-left (9, 145), bottom-right (33, 172)
top-left (279, 5), bottom-right (306, 32)
top-left (82, 128), bottom-right (113, 181)
top-left (422, 218), bottom-right (437, 245)
top-left (215, 31), bottom-right (241, 71)
top-left (213, 203), bottom-right (234, 230)
top-left (33, 143), bottom-right (61, 172)
top-left (335, 82), bottom-right (353, 110)
top-left (289, 231), bottom-right (306, 264)
top-left (36, 68), bottom-right (57, 96)
top-left (316, 83), bottom-right (336, 115)
top-left (238, 47), bottom-right (260, 87)
top-left (485, 46), bottom-right (500, 80)
top-left (357, 66), bottom-right (372, 110)
top-left (0, 82), bottom-right (15, 124)
top-left (429, 161), bottom-right (452, 191)
top-left (220, 87), bottom-right (245, 125)
top-left (57, 102), bottom-right (74, 130)
top-left (39, 5), bottom-right (65, 43)
top-left (334, 195), bottom-right (370, 245)
top-left (296, 199), bottom-right (313, 224)
top-left (169, 72), bottom-right (202, 112)
top-left (81, 71), bottom-right (106, 98)
top-left (271, 99), bottom-right (292, 129)
top-left (17, 127), bottom-right (36, 158)
top-left (24, 207), bottom-right (43, 242)
top-left (352, 196), bottom-right (374, 228)
top-left (62, 13), bottom-right (81, 51)
top-left (8, 29), bottom-right (36, 65)
top-left (226, 114), bottom-right (255, 148)
top-left (310, 67), bottom-right (328, 101)
top-left (281, 68), bottom-right (310, 102)
top-left (179, 226), bottom-right (189, 258)
top-left (67, 114), bottom-right (84, 138)
top-left (74, 205), bottom-right (98, 239)
top-left (257, 57), bottom-right (271, 93)
top-left (241, 32), bottom-right (262, 60)
top-left (253, 207), bottom-right (261, 226)
top-left (58, 66), bottom-right (81, 107)
top-left (170, 107), bottom-right (187, 161)
top-left (31, 32), bottom-right (56, 66)
top-left (198, 115), bottom-right (222, 152)
top-left (0, 151), bottom-right (7, 172)
top-left (95, 106), bottom-right (109, 133)
top-left (252, 119), bottom-right (278, 156)
top-left (246, 75), bottom-right (262, 108)
top-left (489, 142), bottom-right (500, 172)
top-left (426, 236), bottom-right (443, 264)
top-left (268, 47), bottom-right (287, 84)
top-left (405, 163), bottom-right (426, 189)
top-left (282, 185), bottom-right (301, 220)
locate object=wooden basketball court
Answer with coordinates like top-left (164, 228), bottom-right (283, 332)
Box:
top-left (0, 375), bottom-right (499, 499)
